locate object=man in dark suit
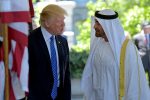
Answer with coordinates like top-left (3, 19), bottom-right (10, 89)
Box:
top-left (133, 21), bottom-right (150, 86)
top-left (28, 4), bottom-right (71, 100)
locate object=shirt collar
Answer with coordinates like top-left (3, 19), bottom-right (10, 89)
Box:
top-left (41, 26), bottom-right (53, 41)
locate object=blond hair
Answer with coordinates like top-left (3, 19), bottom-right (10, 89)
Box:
top-left (39, 4), bottom-right (67, 26)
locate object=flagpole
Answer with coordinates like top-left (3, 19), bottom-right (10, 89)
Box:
top-left (3, 23), bottom-right (9, 100)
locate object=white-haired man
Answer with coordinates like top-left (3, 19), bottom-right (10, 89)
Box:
top-left (81, 9), bottom-right (150, 100)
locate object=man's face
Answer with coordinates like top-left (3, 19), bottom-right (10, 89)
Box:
top-left (143, 25), bottom-right (150, 34)
top-left (94, 19), bottom-right (108, 41)
top-left (45, 15), bottom-right (65, 35)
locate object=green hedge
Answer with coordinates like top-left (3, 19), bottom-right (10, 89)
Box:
top-left (69, 46), bottom-right (89, 78)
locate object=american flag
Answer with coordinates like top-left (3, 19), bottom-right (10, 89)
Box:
top-left (0, 0), bottom-right (34, 99)
top-left (0, 40), bottom-right (5, 100)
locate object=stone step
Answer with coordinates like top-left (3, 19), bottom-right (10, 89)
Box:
top-left (71, 78), bottom-right (84, 100)
top-left (71, 79), bottom-right (83, 95)
top-left (71, 95), bottom-right (83, 100)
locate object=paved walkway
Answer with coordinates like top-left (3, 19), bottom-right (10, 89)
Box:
top-left (71, 79), bottom-right (83, 100)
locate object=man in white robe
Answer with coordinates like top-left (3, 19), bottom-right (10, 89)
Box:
top-left (81, 9), bottom-right (150, 100)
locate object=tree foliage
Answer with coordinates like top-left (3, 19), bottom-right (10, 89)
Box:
top-left (77, 0), bottom-right (150, 45)
top-left (70, 0), bottom-right (150, 78)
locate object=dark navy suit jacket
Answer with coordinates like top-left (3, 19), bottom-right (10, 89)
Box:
top-left (28, 27), bottom-right (71, 100)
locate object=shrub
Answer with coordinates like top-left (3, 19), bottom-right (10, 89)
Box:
top-left (69, 45), bottom-right (89, 78)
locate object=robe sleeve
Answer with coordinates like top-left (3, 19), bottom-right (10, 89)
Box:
top-left (125, 40), bottom-right (150, 100)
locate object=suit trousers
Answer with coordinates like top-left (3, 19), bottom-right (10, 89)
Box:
top-left (27, 86), bottom-right (63, 100)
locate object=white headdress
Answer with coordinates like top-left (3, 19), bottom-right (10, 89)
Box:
top-left (94, 9), bottom-right (126, 67)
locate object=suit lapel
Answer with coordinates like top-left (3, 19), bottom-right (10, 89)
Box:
top-left (35, 27), bottom-right (54, 89)
top-left (37, 27), bottom-right (51, 64)
top-left (55, 36), bottom-right (64, 83)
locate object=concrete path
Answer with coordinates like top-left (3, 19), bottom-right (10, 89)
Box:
top-left (71, 79), bottom-right (83, 100)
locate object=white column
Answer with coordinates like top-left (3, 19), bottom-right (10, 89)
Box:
top-left (57, 1), bottom-right (76, 48)
top-left (57, 1), bottom-right (76, 31)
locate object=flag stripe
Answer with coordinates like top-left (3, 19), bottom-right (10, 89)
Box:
top-left (0, 61), bottom-right (5, 100)
top-left (0, 11), bottom-right (31, 23)
top-left (9, 73), bottom-right (15, 100)
top-left (9, 23), bottom-right (29, 36)
top-left (12, 43), bottom-right (24, 77)
top-left (8, 26), bottom-right (28, 78)
top-left (20, 47), bottom-right (29, 92)
top-left (8, 26), bottom-right (28, 46)
top-left (10, 72), bottom-right (25, 99)
top-left (29, 0), bottom-right (34, 17)
top-left (0, 0), bottom-right (29, 12)
top-left (0, 0), bottom-right (33, 99)
top-left (0, 46), bottom-right (4, 61)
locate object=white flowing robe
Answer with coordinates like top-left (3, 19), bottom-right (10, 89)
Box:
top-left (92, 38), bottom-right (118, 100)
top-left (81, 38), bottom-right (150, 100)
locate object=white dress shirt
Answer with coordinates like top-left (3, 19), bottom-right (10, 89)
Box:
top-left (41, 26), bottom-right (60, 86)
